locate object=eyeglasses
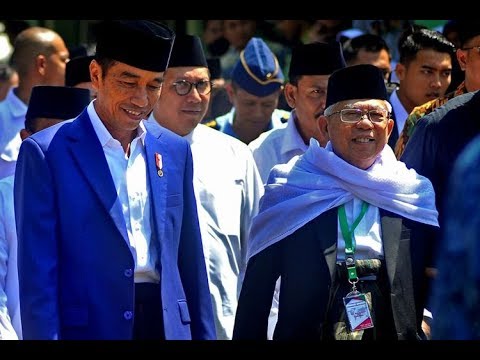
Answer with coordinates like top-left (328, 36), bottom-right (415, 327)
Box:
top-left (328, 108), bottom-right (389, 124)
top-left (461, 46), bottom-right (480, 54)
top-left (172, 80), bottom-right (213, 96)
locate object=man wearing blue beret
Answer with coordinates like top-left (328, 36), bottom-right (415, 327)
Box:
top-left (212, 37), bottom-right (290, 144)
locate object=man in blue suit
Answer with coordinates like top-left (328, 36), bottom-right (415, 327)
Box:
top-left (14, 20), bottom-right (216, 340)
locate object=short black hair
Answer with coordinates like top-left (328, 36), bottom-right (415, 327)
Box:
top-left (398, 26), bottom-right (455, 65)
top-left (342, 34), bottom-right (391, 65)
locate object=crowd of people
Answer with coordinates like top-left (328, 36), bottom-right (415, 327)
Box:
top-left (0, 18), bottom-right (479, 341)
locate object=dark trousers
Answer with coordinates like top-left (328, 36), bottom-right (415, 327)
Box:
top-left (133, 282), bottom-right (165, 340)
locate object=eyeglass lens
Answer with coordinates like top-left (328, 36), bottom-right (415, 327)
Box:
top-left (174, 80), bottom-right (211, 95)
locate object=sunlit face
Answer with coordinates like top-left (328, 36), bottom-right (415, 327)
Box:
top-left (286, 74), bottom-right (329, 144)
top-left (43, 35), bottom-right (69, 86)
top-left (396, 49), bottom-right (452, 111)
top-left (229, 86), bottom-right (280, 129)
top-left (319, 99), bottom-right (394, 170)
top-left (90, 60), bottom-right (163, 136)
top-left (153, 66), bottom-right (210, 136)
top-left (457, 34), bottom-right (480, 92)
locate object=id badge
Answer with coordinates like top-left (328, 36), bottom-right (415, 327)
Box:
top-left (343, 292), bottom-right (374, 332)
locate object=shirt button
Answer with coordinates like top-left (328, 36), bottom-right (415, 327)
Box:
top-left (124, 269), bottom-right (133, 277)
top-left (124, 311), bottom-right (133, 320)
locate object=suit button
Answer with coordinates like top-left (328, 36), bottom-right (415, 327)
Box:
top-left (124, 311), bottom-right (133, 320)
top-left (124, 269), bottom-right (133, 277)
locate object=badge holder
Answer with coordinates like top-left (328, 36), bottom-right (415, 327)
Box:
top-left (343, 255), bottom-right (374, 332)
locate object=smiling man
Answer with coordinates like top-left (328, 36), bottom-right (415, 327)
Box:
top-left (233, 64), bottom-right (439, 340)
top-left (14, 20), bottom-right (215, 340)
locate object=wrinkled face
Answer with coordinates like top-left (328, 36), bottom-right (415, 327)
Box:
top-left (319, 99), bottom-right (394, 170)
top-left (286, 74), bottom-right (329, 143)
top-left (43, 35), bottom-right (69, 86)
top-left (153, 66), bottom-right (210, 136)
top-left (230, 86), bottom-right (280, 128)
top-left (90, 60), bottom-right (163, 136)
top-left (457, 34), bottom-right (480, 92)
top-left (396, 49), bottom-right (452, 108)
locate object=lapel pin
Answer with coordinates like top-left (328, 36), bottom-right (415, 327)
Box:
top-left (155, 152), bottom-right (163, 177)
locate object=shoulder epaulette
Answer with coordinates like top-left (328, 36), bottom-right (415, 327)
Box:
top-left (204, 119), bottom-right (220, 130)
top-left (278, 110), bottom-right (290, 123)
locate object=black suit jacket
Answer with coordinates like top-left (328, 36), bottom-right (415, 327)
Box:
top-left (233, 207), bottom-right (437, 340)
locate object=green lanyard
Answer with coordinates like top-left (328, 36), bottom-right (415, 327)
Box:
top-left (338, 201), bottom-right (370, 284)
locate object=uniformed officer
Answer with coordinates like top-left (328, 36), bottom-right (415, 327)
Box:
top-left (212, 37), bottom-right (289, 144)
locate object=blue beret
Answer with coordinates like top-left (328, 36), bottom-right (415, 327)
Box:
top-left (231, 37), bottom-right (284, 97)
top-left (326, 64), bottom-right (387, 108)
top-left (26, 86), bottom-right (91, 121)
top-left (94, 20), bottom-right (175, 72)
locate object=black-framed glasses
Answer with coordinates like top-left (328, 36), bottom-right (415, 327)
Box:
top-left (461, 46), bottom-right (480, 54)
top-left (172, 80), bottom-right (213, 96)
top-left (328, 108), bottom-right (389, 124)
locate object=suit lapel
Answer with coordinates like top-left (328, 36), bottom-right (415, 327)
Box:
top-left (144, 131), bottom-right (167, 248)
top-left (67, 111), bottom-right (129, 246)
top-left (380, 212), bottom-right (402, 287)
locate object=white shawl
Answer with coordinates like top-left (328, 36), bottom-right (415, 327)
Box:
top-left (247, 139), bottom-right (439, 259)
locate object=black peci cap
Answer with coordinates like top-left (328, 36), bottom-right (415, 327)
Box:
top-left (326, 64), bottom-right (388, 109)
top-left (288, 41), bottom-right (346, 80)
top-left (168, 34), bottom-right (208, 68)
top-left (26, 86), bottom-right (91, 121)
top-left (94, 20), bottom-right (175, 72)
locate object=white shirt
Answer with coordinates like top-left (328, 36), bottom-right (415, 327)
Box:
top-left (0, 175), bottom-right (21, 339)
top-left (0, 88), bottom-right (28, 180)
top-left (249, 110), bottom-right (308, 184)
top-left (145, 117), bottom-right (264, 340)
top-left (336, 197), bottom-right (384, 261)
top-left (88, 103), bottom-right (158, 284)
top-left (389, 90), bottom-right (408, 137)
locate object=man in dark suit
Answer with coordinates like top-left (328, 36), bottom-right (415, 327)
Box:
top-left (233, 64), bottom-right (439, 340)
top-left (14, 20), bottom-right (215, 340)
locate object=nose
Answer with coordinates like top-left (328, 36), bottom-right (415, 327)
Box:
top-left (430, 73), bottom-right (442, 89)
top-left (356, 113), bottom-right (374, 128)
top-left (131, 86), bottom-right (149, 108)
top-left (186, 86), bottom-right (202, 102)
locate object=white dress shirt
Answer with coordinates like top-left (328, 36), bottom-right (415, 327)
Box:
top-left (389, 90), bottom-right (409, 137)
top-left (0, 88), bottom-right (28, 180)
top-left (145, 117), bottom-right (264, 340)
top-left (249, 110), bottom-right (308, 184)
top-left (88, 103), bottom-right (158, 284)
top-left (0, 175), bottom-right (21, 339)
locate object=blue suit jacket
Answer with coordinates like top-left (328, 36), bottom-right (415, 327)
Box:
top-left (14, 109), bottom-right (216, 340)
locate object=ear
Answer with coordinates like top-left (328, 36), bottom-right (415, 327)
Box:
top-left (225, 82), bottom-right (235, 103)
top-left (284, 83), bottom-right (296, 108)
top-left (35, 54), bottom-right (47, 76)
top-left (395, 62), bottom-right (406, 81)
top-left (89, 60), bottom-right (101, 90)
top-left (20, 128), bottom-right (32, 141)
top-left (386, 118), bottom-right (394, 138)
top-left (317, 114), bottom-right (329, 143)
top-left (456, 49), bottom-right (467, 71)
